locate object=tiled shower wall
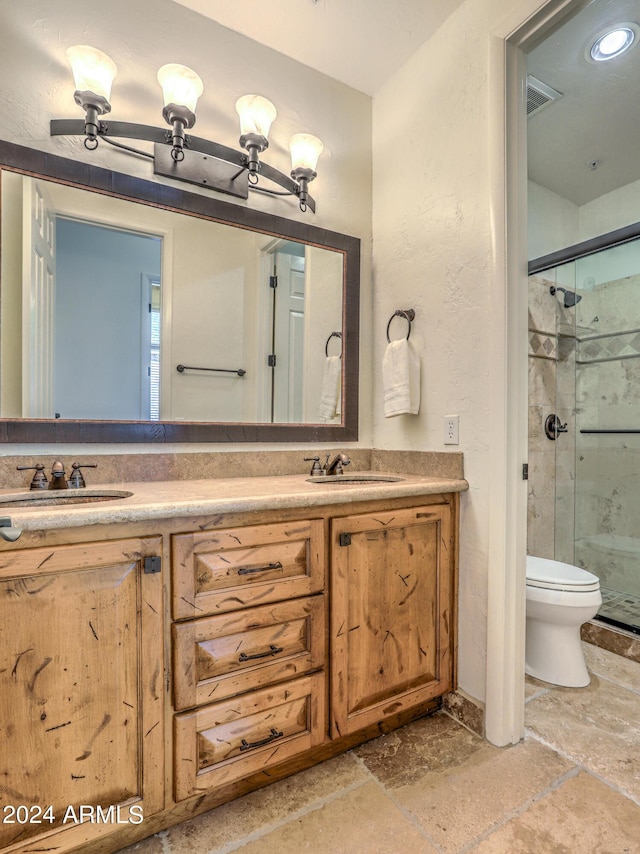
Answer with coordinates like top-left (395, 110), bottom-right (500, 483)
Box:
top-left (527, 274), bottom-right (576, 562)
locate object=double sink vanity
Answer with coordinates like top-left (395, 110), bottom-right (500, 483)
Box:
top-left (0, 462), bottom-right (467, 853)
top-left (0, 128), bottom-right (466, 854)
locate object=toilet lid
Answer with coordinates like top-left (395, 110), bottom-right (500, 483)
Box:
top-left (526, 556), bottom-right (601, 592)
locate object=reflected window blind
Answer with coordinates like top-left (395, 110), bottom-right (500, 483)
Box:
top-left (150, 281), bottom-right (161, 421)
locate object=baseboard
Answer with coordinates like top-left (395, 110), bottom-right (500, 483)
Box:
top-left (581, 620), bottom-right (640, 665)
top-left (442, 689), bottom-right (485, 737)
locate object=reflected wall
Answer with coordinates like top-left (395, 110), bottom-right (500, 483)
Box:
top-left (0, 171), bottom-right (344, 426)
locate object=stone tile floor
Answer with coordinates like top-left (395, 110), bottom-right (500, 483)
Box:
top-left (122, 643), bottom-right (640, 853)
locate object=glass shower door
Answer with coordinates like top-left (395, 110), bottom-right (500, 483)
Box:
top-left (572, 243), bottom-right (640, 633)
top-left (528, 237), bottom-right (640, 635)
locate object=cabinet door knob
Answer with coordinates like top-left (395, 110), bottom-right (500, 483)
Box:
top-left (0, 517), bottom-right (22, 542)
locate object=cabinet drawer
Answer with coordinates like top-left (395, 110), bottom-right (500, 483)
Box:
top-left (172, 596), bottom-right (325, 709)
top-left (172, 520), bottom-right (324, 619)
top-left (174, 673), bottom-right (326, 800)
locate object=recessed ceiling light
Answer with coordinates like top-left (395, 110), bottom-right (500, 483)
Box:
top-left (588, 23), bottom-right (638, 62)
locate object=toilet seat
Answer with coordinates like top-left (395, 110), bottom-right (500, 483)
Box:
top-left (526, 556), bottom-right (600, 593)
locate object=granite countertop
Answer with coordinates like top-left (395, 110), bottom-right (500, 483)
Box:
top-left (0, 472), bottom-right (468, 533)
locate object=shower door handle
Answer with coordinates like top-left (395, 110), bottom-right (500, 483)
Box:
top-left (545, 413), bottom-right (568, 440)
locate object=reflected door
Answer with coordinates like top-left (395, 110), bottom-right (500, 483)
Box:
top-left (22, 177), bottom-right (55, 418)
top-left (272, 251), bottom-right (305, 423)
top-left (54, 219), bottom-right (162, 420)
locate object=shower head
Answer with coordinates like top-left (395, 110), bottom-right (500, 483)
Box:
top-left (549, 286), bottom-right (582, 308)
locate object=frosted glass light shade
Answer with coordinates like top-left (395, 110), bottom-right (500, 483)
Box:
top-left (236, 95), bottom-right (277, 138)
top-left (157, 64), bottom-right (203, 113)
top-left (289, 133), bottom-right (324, 172)
top-left (66, 45), bottom-right (117, 100)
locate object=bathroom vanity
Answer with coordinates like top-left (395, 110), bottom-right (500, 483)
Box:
top-left (0, 472), bottom-right (466, 853)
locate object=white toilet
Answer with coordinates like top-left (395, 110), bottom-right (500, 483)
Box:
top-left (526, 555), bottom-right (602, 687)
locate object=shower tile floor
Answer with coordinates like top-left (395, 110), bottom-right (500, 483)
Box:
top-left (121, 643), bottom-right (640, 854)
top-left (599, 585), bottom-right (640, 633)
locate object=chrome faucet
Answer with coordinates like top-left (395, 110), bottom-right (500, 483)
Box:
top-left (324, 453), bottom-right (351, 476)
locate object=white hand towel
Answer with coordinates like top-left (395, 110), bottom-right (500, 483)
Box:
top-left (383, 339), bottom-right (420, 417)
top-left (318, 356), bottom-right (341, 420)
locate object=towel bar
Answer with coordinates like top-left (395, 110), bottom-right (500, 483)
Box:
top-left (386, 309), bottom-right (415, 343)
top-left (176, 364), bottom-right (246, 377)
top-left (580, 429), bottom-right (640, 434)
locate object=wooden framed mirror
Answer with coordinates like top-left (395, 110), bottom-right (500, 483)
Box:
top-left (0, 140), bottom-right (360, 443)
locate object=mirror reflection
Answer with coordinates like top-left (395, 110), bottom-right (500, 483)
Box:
top-left (0, 173), bottom-right (344, 425)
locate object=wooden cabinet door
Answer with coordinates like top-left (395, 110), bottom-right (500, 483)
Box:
top-left (331, 505), bottom-right (454, 737)
top-left (0, 538), bottom-right (164, 852)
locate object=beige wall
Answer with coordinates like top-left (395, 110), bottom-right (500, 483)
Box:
top-left (303, 247), bottom-right (344, 423)
top-left (409, 0), bottom-right (640, 705)
top-left (166, 220), bottom-right (259, 423)
top-left (2, 0), bottom-right (570, 711)
top-left (0, 0), bottom-right (374, 452)
top-left (370, 0), bottom-right (544, 704)
top-left (529, 176), bottom-right (640, 261)
top-left (528, 180), bottom-right (579, 260)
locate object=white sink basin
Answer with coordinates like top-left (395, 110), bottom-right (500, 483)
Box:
top-left (306, 475), bottom-right (405, 484)
top-left (0, 488), bottom-right (133, 508)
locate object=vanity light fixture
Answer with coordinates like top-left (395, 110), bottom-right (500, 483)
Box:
top-left (50, 45), bottom-right (323, 212)
top-left (588, 24), bottom-right (638, 62)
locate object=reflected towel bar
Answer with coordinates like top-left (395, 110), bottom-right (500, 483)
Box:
top-left (325, 331), bottom-right (342, 357)
top-left (176, 364), bottom-right (246, 377)
top-left (580, 429), bottom-right (640, 434)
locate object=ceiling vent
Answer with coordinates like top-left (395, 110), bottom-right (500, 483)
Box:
top-left (527, 75), bottom-right (563, 117)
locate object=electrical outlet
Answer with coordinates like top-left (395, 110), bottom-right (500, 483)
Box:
top-left (444, 415), bottom-right (459, 445)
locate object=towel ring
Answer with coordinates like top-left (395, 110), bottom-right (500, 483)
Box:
top-left (386, 309), bottom-right (415, 343)
top-left (325, 331), bottom-right (343, 357)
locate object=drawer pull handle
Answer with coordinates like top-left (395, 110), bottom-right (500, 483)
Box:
top-left (237, 561), bottom-right (283, 576)
top-left (239, 644), bottom-right (284, 662)
top-left (240, 727), bottom-right (284, 752)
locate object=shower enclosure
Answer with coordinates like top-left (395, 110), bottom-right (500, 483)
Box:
top-left (528, 232), bottom-right (640, 635)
